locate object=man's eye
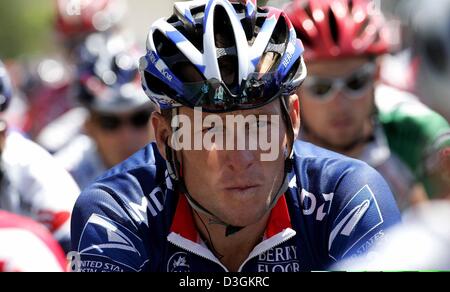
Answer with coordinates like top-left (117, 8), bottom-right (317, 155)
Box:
top-left (313, 83), bottom-right (332, 95)
top-left (203, 125), bottom-right (223, 133)
top-left (202, 127), bottom-right (214, 133)
top-left (256, 119), bottom-right (269, 128)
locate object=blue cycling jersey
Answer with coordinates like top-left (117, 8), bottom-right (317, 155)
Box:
top-left (70, 141), bottom-right (401, 272)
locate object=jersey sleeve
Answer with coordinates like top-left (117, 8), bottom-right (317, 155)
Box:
top-left (70, 186), bottom-right (149, 272)
top-left (327, 162), bottom-right (401, 264)
top-left (4, 133), bottom-right (80, 251)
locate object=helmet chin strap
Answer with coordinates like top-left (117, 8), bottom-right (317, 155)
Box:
top-left (165, 99), bottom-right (295, 237)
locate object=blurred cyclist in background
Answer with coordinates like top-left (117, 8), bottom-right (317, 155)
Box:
top-left (0, 211), bottom-right (67, 272)
top-left (334, 0), bottom-right (450, 265)
top-left (22, 0), bottom-right (128, 152)
top-left (285, 0), bottom-right (450, 209)
top-left (378, 0), bottom-right (450, 199)
top-left (55, 33), bottom-right (156, 190)
top-left (0, 60), bottom-right (79, 252)
top-left (55, 0), bottom-right (126, 55)
top-left (408, 0), bottom-right (450, 121)
top-left (406, 0), bottom-right (450, 199)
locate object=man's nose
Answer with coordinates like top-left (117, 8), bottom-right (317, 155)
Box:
top-left (116, 124), bottom-right (147, 143)
top-left (331, 90), bottom-right (353, 109)
top-left (223, 149), bottom-right (257, 172)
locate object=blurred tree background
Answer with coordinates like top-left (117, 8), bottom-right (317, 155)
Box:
top-left (0, 0), bottom-right (290, 60)
top-left (0, 0), bottom-right (55, 59)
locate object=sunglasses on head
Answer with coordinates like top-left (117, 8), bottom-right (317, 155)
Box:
top-left (302, 63), bottom-right (377, 101)
top-left (94, 109), bottom-right (152, 131)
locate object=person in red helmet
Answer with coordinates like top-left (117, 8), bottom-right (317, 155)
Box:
top-left (55, 0), bottom-right (126, 52)
top-left (288, 0), bottom-right (391, 60)
top-left (285, 0), bottom-right (450, 208)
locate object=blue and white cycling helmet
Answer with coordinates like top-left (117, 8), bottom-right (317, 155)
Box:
top-left (139, 0), bottom-right (307, 113)
top-left (0, 61), bottom-right (12, 113)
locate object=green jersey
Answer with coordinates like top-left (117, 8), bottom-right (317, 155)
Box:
top-left (376, 85), bottom-right (450, 198)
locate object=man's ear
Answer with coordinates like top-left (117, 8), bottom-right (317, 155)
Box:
top-left (0, 120), bottom-right (7, 151)
top-left (375, 57), bottom-right (383, 80)
top-left (84, 115), bottom-right (94, 137)
top-left (288, 94), bottom-right (301, 139)
top-left (152, 111), bottom-right (172, 161)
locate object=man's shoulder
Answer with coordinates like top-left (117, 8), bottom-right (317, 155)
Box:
top-left (70, 143), bottom-right (174, 272)
top-left (2, 131), bottom-right (80, 202)
top-left (293, 140), bottom-right (368, 174)
top-left (97, 142), bottom-right (164, 182)
top-left (291, 140), bottom-right (389, 204)
top-left (54, 135), bottom-right (96, 171)
top-left (73, 142), bottom-right (169, 221)
top-left (376, 84), bottom-right (450, 132)
top-left (290, 141), bottom-right (401, 262)
top-left (3, 131), bottom-right (52, 164)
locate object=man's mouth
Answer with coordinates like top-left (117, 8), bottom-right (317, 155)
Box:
top-left (224, 184), bottom-right (260, 192)
top-left (330, 116), bottom-right (353, 129)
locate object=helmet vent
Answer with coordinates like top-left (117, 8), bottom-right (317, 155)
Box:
top-left (153, 30), bottom-right (204, 83)
top-left (328, 8), bottom-right (339, 45)
top-left (144, 71), bottom-right (178, 97)
top-left (348, 0), bottom-right (354, 14)
top-left (304, 4), bottom-right (313, 22)
top-left (214, 5), bottom-right (239, 90)
top-left (356, 17), bottom-right (370, 39)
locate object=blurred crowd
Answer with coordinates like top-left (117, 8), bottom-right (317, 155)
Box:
top-left (0, 0), bottom-right (449, 271)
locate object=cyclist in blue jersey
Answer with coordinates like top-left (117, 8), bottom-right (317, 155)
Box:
top-left (70, 0), bottom-right (401, 272)
top-left (54, 33), bottom-right (156, 190)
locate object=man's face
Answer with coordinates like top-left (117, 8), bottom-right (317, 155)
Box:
top-left (299, 58), bottom-right (376, 152)
top-left (154, 97), bottom-right (300, 227)
top-left (86, 108), bottom-right (155, 168)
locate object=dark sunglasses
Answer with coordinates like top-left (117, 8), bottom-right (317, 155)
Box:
top-left (302, 63), bottom-right (377, 101)
top-left (179, 72), bottom-right (287, 113)
top-left (94, 110), bottom-right (152, 131)
top-left (145, 70), bottom-right (295, 113)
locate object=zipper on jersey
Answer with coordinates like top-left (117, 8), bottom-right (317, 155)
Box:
top-left (237, 228), bottom-right (296, 272)
top-left (167, 232), bottom-right (229, 272)
top-left (167, 228), bottom-right (296, 272)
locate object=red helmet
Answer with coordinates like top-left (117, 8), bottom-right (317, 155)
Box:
top-left (285, 0), bottom-right (391, 61)
top-left (55, 0), bottom-right (125, 38)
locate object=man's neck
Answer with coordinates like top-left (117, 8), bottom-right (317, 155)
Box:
top-left (193, 212), bottom-right (270, 272)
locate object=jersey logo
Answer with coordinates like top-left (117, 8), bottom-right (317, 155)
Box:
top-left (78, 214), bottom-right (144, 269)
top-left (257, 245), bottom-right (301, 272)
top-left (128, 187), bottom-right (164, 226)
top-left (167, 252), bottom-right (191, 272)
top-left (328, 185), bottom-right (384, 261)
top-left (300, 189), bottom-right (335, 221)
